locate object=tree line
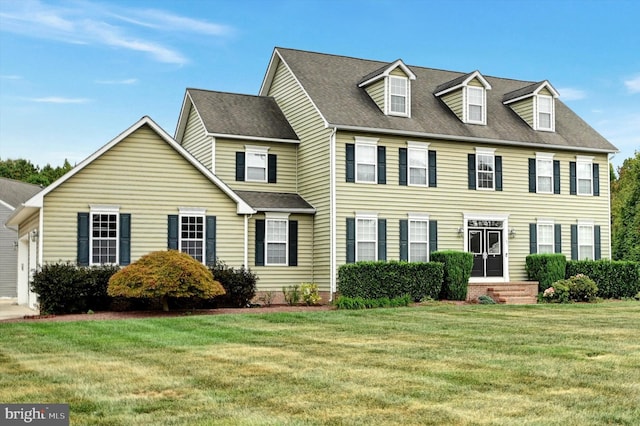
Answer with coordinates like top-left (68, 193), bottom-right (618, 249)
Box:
top-left (2, 153), bottom-right (639, 262)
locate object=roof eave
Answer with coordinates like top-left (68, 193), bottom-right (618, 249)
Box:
top-left (207, 132), bottom-right (300, 144)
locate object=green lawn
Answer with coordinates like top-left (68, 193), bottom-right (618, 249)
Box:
top-left (1, 302), bottom-right (639, 425)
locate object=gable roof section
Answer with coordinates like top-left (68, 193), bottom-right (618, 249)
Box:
top-left (268, 48), bottom-right (616, 153)
top-left (234, 191), bottom-right (316, 214)
top-left (503, 80), bottom-right (560, 104)
top-left (175, 89), bottom-right (299, 143)
top-left (358, 59), bottom-right (417, 87)
top-left (434, 70), bottom-right (492, 96)
top-left (7, 116), bottom-right (255, 226)
top-left (0, 178), bottom-right (41, 210)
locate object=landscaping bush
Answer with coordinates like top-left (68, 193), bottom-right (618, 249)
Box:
top-left (526, 254), bottom-right (567, 292)
top-left (282, 285), bottom-right (301, 306)
top-left (300, 283), bottom-right (321, 305)
top-left (30, 263), bottom-right (119, 314)
top-left (334, 294), bottom-right (412, 310)
top-left (566, 260), bottom-right (640, 299)
top-left (541, 275), bottom-right (598, 303)
top-left (108, 250), bottom-right (225, 311)
top-left (337, 261), bottom-right (443, 301)
top-left (539, 281), bottom-right (570, 304)
top-left (478, 295), bottom-right (496, 304)
top-left (430, 251), bottom-right (473, 301)
top-left (209, 260), bottom-right (258, 308)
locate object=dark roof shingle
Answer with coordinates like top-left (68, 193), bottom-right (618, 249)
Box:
top-left (0, 178), bottom-right (42, 209)
top-left (234, 190), bottom-right (315, 213)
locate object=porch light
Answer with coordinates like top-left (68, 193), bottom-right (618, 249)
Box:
top-left (509, 228), bottom-right (516, 238)
top-left (30, 229), bottom-right (38, 242)
top-left (457, 227), bottom-right (464, 236)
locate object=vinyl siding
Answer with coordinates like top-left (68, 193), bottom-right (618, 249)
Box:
top-left (0, 205), bottom-right (17, 296)
top-left (468, 77), bottom-right (484, 87)
top-left (364, 80), bottom-right (385, 113)
top-left (538, 87), bottom-right (553, 96)
top-left (335, 131), bottom-right (610, 280)
top-left (181, 104), bottom-right (212, 170)
top-left (441, 89), bottom-right (464, 121)
top-left (42, 125), bottom-right (245, 268)
top-left (390, 68), bottom-right (407, 77)
top-left (216, 138), bottom-right (298, 192)
top-left (510, 98), bottom-right (534, 128)
top-left (248, 213), bottom-right (314, 291)
top-left (266, 59), bottom-right (332, 291)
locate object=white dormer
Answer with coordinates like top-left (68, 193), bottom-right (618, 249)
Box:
top-left (434, 70), bottom-right (492, 125)
top-left (359, 59), bottom-right (417, 118)
top-left (503, 81), bottom-right (559, 132)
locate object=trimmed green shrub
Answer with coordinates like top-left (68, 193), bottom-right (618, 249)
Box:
top-left (566, 260), bottom-right (640, 299)
top-left (430, 251), bottom-right (473, 301)
top-left (478, 295), bottom-right (496, 304)
top-left (337, 261), bottom-right (443, 301)
top-left (30, 263), bottom-right (119, 314)
top-left (539, 281), bottom-right (570, 304)
top-left (525, 254), bottom-right (566, 292)
top-left (209, 260), bottom-right (258, 307)
top-left (567, 274), bottom-right (599, 302)
top-left (335, 294), bottom-right (412, 310)
top-left (108, 250), bottom-right (225, 311)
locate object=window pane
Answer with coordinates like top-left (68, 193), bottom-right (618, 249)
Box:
top-left (539, 112), bottom-right (551, 129)
top-left (410, 221), bottom-right (428, 241)
top-left (247, 167), bottom-right (266, 181)
top-left (538, 224), bottom-right (553, 253)
top-left (538, 96), bottom-right (552, 113)
top-left (267, 243), bottom-right (286, 264)
top-left (357, 219), bottom-right (376, 240)
top-left (180, 215), bottom-right (204, 262)
top-left (410, 243), bottom-right (428, 262)
top-left (391, 95), bottom-right (406, 113)
top-left (409, 168), bottom-right (426, 185)
top-left (247, 153), bottom-right (266, 181)
top-left (578, 179), bottom-right (592, 194)
top-left (469, 105), bottom-right (482, 121)
top-left (91, 213), bottom-right (117, 264)
top-left (357, 242), bottom-right (376, 261)
top-left (356, 145), bottom-right (376, 182)
top-left (390, 77), bottom-right (407, 113)
top-left (267, 220), bottom-right (287, 242)
top-left (538, 176), bottom-right (552, 193)
top-left (357, 164), bottom-right (375, 182)
top-left (477, 154), bottom-right (494, 189)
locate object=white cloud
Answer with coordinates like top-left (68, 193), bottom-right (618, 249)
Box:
top-left (95, 78), bottom-right (138, 85)
top-left (29, 97), bottom-right (91, 104)
top-left (624, 75), bottom-right (640, 94)
top-left (557, 87), bottom-right (587, 101)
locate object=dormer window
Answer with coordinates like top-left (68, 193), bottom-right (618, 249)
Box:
top-left (536, 95), bottom-right (554, 131)
top-left (503, 81), bottom-right (559, 132)
top-left (435, 70), bottom-right (491, 126)
top-left (466, 86), bottom-right (485, 124)
top-left (389, 76), bottom-right (408, 116)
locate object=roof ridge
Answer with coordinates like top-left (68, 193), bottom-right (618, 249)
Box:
top-left (187, 88), bottom-right (274, 99)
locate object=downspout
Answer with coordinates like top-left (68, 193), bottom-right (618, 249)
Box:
top-left (329, 127), bottom-right (337, 300)
top-left (607, 153), bottom-right (612, 260)
top-left (244, 214), bottom-right (251, 267)
top-left (38, 207), bottom-right (44, 267)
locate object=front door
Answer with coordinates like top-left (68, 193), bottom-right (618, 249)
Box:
top-left (468, 224), bottom-right (503, 278)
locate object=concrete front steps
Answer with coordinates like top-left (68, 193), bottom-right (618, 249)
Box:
top-left (468, 281), bottom-right (539, 304)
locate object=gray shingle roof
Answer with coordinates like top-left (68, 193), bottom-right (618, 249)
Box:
top-left (0, 177), bottom-right (42, 209)
top-left (503, 81), bottom-right (550, 103)
top-left (187, 89), bottom-right (299, 141)
top-left (234, 190), bottom-right (315, 213)
top-left (274, 48), bottom-right (616, 152)
top-left (434, 71), bottom-right (477, 95)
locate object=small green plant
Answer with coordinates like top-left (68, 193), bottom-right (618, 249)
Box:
top-left (567, 274), bottom-right (598, 302)
top-left (282, 285), bottom-right (301, 306)
top-left (258, 291), bottom-right (275, 307)
top-left (478, 295), bottom-right (496, 304)
top-left (539, 281), bottom-right (570, 304)
top-left (300, 283), bottom-right (321, 306)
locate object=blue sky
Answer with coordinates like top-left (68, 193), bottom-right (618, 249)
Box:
top-left (0, 0), bottom-right (638, 171)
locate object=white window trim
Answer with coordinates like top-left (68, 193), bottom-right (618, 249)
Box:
top-left (355, 137), bottom-right (379, 184)
top-left (89, 205), bottom-right (120, 266)
top-left (536, 218), bottom-right (555, 254)
top-left (244, 145), bottom-right (269, 183)
top-left (576, 155), bottom-right (594, 196)
top-left (475, 147), bottom-right (496, 191)
top-left (356, 212), bottom-right (378, 262)
top-left (465, 86), bottom-right (486, 125)
top-left (387, 75), bottom-right (410, 117)
top-left (536, 152), bottom-right (555, 194)
top-left (407, 141), bottom-right (430, 187)
top-left (265, 212), bottom-right (290, 266)
top-left (577, 220), bottom-right (595, 260)
top-left (408, 213), bottom-right (430, 263)
top-left (179, 207), bottom-right (206, 263)
top-left (535, 94), bottom-right (555, 132)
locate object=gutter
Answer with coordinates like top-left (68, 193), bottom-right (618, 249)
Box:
top-left (329, 127), bottom-right (337, 300)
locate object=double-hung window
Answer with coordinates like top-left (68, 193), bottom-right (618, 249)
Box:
top-left (577, 158), bottom-right (593, 196)
top-left (90, 207), bottom-right (119, 265)
top-left (180, 210), bottom-right (205, 262)
top-left (266, 216), bottom-right (288, 265)
top-left (537, 95), bottom-right (553, 131)
top-left (408, 143), bottom-right (429, 186)
top-left (409, 218), bottom-right (429, 262)
top-left (389, 76), bottom-right (408, 116)
top-left (246, 146), bottom-right (268, 182)
top-left (536, 153), bottom-right (554, 193)
top-left (466, 86), bottom-right (485, 124)
top-left (537, 220), bottom-right (554, 254)
top-left (356, 215), bottom-right (377, 261)
top-left (476, 149), bottom-right (495, 190)
top-left (578, 222), bottom-right (594, 260)
top-left (356, 140), bottom-right (377, 183)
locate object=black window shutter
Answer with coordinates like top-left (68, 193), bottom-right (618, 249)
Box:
top-left (594, 225), bottom-right (601, 260)
top-left (428, 150), bottom-right (437, 187)
top-left (570, 224), bottom-right (578, 260)
top-left (399, 220), bottom-right (408, 261)
top-left (468, 154), bottom-right (476, 190)
top-left (528, 158), bottom-right (536, 193)
top-left (553, 160), bottom-right (561, 194)
top-left (378, 218), bottom-right (386, 260)
top-left (529, 223), bottom-right (537, 254)
top-left (399, 148), bottom-right (407, 186)
top-left (554, 224), bottom-right (562, 254)
top-left (268, 154), bottom-right (277, 184)
top-left (77, 212), bottom-right (90, 266)
top-left (495, 156), bottom-right (503, 191)
top-left (168, 215), bottom-right (179, 250)
top-left (346, 218), bottom-right (355, 263)
top-left (206, 216), bottom-right (216, 266)
top-left (346, 144), bottom-right (355, 183)
top-left (235, 152), bottom-right (245, 181)
top-left (569, 161), bottom-right (577, 195)
top-left (377, 146), bottom-right (386, 184)
top-left (429, 220), bottom-right (438, 253)
top-left (119, 213), bottom-right (131, 266)
top-left (593, 163), bottom-right (600, 196)
top-left (255, 219), bottom-right (265, 266)
top-left (288, 220), bottom-right (298, 266)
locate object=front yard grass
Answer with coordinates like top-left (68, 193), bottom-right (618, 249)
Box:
top-left (1, 301), bottom-right (639, 425)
